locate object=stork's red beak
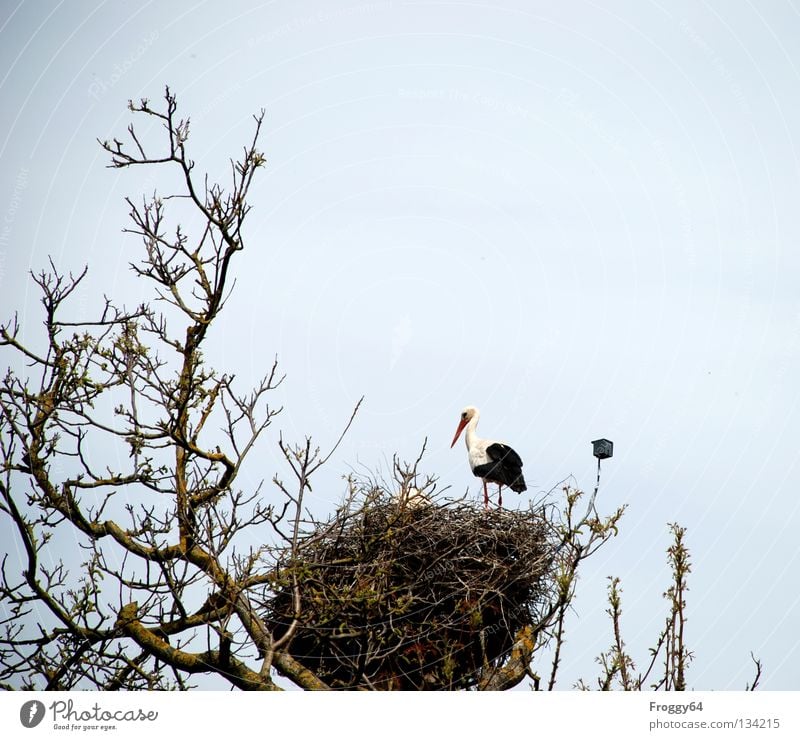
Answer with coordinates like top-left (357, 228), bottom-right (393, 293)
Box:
top-left (450, 417), bottom-right (468, 448)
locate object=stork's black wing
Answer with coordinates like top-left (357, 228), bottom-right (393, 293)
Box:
top-left (474, 443), bottom-right (527, 492)
top-left (485, 443), bottom-right (522, 469)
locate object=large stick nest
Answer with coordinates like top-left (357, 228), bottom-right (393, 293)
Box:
top-left (263, 488), bottom-right (558, 690)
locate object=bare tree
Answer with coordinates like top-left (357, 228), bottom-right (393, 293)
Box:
top-left (535, 479), bottom-right (626, 691)
top-left (0, 88), bottom-right (354, 690)
top-left (577, 523), bottom-right (762, 692)
top-left (573, 523), bottom-right (693, 691)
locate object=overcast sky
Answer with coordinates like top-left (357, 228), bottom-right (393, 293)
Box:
top-left (2, 0), bottom-right (799, 690)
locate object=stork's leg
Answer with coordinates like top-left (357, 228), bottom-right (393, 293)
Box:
top-left (498, 485), bottom-right (503, 509)
top-left (483, 480), bottom-right (489, 510)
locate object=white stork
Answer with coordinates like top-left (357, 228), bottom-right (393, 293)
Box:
top-left (450, 405), bottom-right (526, 509)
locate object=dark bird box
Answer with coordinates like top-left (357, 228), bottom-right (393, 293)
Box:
top-left (592, 438), bottom-right (614, 460)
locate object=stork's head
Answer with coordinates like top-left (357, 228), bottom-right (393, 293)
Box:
top-left (450, 405), bottom-right (479, 448)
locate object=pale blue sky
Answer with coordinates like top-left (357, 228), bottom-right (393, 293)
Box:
top-left (2, 0), bottom-right (799, 690)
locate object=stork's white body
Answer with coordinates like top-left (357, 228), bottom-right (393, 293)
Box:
top-left (462, 416), bottom-right (501, 471)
